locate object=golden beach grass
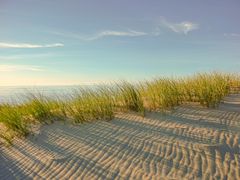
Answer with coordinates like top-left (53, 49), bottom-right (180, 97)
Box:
top-left (0, 72), bottom-right (239, 144)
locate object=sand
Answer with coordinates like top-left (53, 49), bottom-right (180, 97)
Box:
top-left (0, 94), bottom-right (240, 179)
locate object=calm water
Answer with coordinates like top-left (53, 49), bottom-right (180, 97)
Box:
top-left (0, 85), bottom-right (90, 104)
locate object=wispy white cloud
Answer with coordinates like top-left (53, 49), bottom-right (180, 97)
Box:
top-left (88, 30), bottom-right (147, 40)
top-left (159, 17), bottom-right (199, 35)
top-left (0, 42), bottom-right (64, 48)
top-left (0, 64), bottom-right (44, 72)
top-left (224, 33), bottom-right (240, 37)
top-left (50, 30), bottom-right (147, 41)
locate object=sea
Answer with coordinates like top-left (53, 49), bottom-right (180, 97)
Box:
top-left (0, 85), bottom-right (91, 104)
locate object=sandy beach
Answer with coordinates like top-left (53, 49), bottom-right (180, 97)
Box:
top-left (0, 94), bottom-right (239, 179)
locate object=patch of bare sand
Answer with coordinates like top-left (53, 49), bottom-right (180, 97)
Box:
top-left (1, 95), bottom-right (240, 179)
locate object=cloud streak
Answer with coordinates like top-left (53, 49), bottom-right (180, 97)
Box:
top-left (50, 30), bottom-right (147, 41)
top-left (0, 42), bottom-right (64, 48)
top-left (159, 17), bottom-right (199, 35)
top-left (0, 65), bottom-right (44, 72)
top-left (87, 30), bottom-right (147, 40)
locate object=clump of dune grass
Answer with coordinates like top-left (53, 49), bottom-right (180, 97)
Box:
top-left (23, 93), bottom-right (55, 123)
top-left (177, 78), bottom-right (197, 103)
top-left (0, 104), bottom-right (29, 138)
top-left (141, 78), bottom-right (180, 111)
top-left (140, 72), bottom-right (237, 109)
top-left (188, 73), bottom-right (230, 107)
top-left (229, 74), bottom-right (240, 93)
top-left (68, 88), bottom-right (114, 123)
top-left (50, 98), bottom-right (69, 120)
top-left (113, 81), bottom-right (145, 116)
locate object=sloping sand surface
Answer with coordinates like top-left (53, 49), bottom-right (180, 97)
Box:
top-left (1, 95), bottom-right (240, 179)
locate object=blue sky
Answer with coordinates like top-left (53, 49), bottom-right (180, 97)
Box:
top-left (0, 0), bottom-right (240, 86)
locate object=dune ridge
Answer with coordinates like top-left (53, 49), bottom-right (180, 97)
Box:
top-left (0, 94), bottom-right (240, 179)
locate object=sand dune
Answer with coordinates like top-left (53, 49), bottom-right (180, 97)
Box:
top-left (0, 95), bottom-right (240, 179)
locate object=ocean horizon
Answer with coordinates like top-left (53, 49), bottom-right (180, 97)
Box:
top-left (0, 85), bottom-right (94, 103)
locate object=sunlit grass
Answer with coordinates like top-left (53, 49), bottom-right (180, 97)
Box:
top-left (229, 74), bottom-right (240, 93)
top-left (0, 104), bottom-right (28, 135)
top-left (68, 88), bottom-right (114, 123)
top-left (140, 78), bottom-right (180, 111)
top-left (0, 72), bottom-right (240, 144)
top-left (113, 81), bottom-right (145, 116)
top-left (24, 93), bottom-right (55, 123)
top-left (0, 104), bottom-right (29, 144)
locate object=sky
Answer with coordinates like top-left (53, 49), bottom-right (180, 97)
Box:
top-left (0, 0), bottom-right (240, 86)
